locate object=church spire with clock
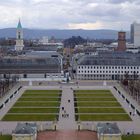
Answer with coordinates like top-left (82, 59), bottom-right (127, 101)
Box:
top-left (15, 19), bottom-right (24, 51)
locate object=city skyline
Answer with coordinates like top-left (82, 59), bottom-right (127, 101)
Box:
top-left (0, 0), bottom-right (140, 30)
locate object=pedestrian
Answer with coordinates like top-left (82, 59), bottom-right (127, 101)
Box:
top-left (68, 99), bottom-right (70, 103)
top-left (62, 107), bottom-right (64, 110)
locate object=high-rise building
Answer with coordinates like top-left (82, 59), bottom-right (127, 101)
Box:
top-left (131, 22), bottom-right (140, 47)
top-left (15, 20), bottom-right (24, 51)
top-left (117, 31), bottom-right (126, 51)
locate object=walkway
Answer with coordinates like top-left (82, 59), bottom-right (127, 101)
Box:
top-left (37, 131), bottom-right (98, 140)
top-left (57, 86), bottom-right (77, 130)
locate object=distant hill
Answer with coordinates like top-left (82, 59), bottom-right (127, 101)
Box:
top-left (0, 28), bottom-right (130, 39)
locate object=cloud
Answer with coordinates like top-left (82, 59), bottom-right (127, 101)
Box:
top-left (0, 0), bottom-right (139, 30)
top-left (68, 22), bottom-right (103, 29)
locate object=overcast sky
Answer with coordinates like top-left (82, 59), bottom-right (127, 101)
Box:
top-left (0, 0), bottom-right (140, 30)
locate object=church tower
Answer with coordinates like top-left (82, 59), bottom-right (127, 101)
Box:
top-left (15, 19), bottom-right (24, 51)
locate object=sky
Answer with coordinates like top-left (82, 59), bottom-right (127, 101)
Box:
top-left (0, 0), bottom-right (140, 30)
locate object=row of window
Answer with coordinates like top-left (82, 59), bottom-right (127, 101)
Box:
top-left (78, 70), bottom-right (139, 74)
top-left (78, 74), bottom-right (139, 78)
top-left (78, 66), bottom-right (139, 70)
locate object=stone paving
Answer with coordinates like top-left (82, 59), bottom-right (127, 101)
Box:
top-left (37, 130), bottom-right (98, 140)
top-left (57, 86), bottom-right (77, 130)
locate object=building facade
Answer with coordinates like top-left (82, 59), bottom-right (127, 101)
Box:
top-left (131, 22), bottom-right (140, 47)
top-left (15, 20), bottom-right (24, 51)
top-left (0, 51), bottom-right (63, 79)
top-left (76, 52), bottom-right (140, 80)
top-left (117, 31), bottom-right (126, 51)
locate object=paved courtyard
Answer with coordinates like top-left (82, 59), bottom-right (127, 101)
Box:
top-left (37, 131), bottom-right (98, 140)
top-left (0, 80), bottom-right (140, 135)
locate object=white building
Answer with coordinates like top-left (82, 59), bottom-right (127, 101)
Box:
top-left (39, 36), bottom-right (49, 45)
top-left (15, 20), bottom-right (24, 51)
top-left (131, 22), bottom-right (140, 47)
top-left (76, 52), bottom-right (140, 80)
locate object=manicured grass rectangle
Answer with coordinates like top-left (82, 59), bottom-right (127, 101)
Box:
top-left (75, 93), bottom-right (114, 97)
top-left (21, 93), bottom-right (61, 97)
top-left (76, 101), bottom-right (121, 107)
top-left (122, 135), bottom-right (140, 140)
top-left (0, 136), bottom-right (12, 140)
top-left (75, 90), bottom-right (131, 121)
top-left (75, 97), bottom-right (117, 101)
top-left (18, 97), bottom-right (60, 101)
top-left (2, 114), bottom-right (57, 121)
top-left (14, 101), bottom-right (60, 107)
top-left (76, 114), bottom-right (131, 121)
top-left (74, 90), bottom-right (112, 94)
top-left (24, 90), bottom-right (61, 94)
top-left (8, 108), bottom-right (59, 113)
top-left (1, 90), bottom-right (61, 121)
top-left (77, 108), bottom-right (126, 113)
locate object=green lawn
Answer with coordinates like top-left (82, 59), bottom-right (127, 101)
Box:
top-left (2, 114), bottom-right (57, 121)
top-left (76, 114), bottom-right (131, 121)
top-left (75, 93), bottom-right (113, 97)
top-left (0, 136), bottom-right (12, 140)
top-left (74, 90), bottom-right (112, 94)
top-left (75, 97), bottom-right (117, 101)
top-left (8, 107), bottom-right (59, 113)
top-left (75, 90), bottom-right (131, 121)
top-left (24, 90), bottom-right (61, 94)
top-left (14, 101), bottom-right (60, 107)
top-left (122, 135), bottom-right (140, 140)
top-left (1, 90), bottom-right (61, 121)
top-left (18, 97), bottom-right (60, 101)
top-left (76, 101), bottom-right (121, 107)
top-left (77, 107), bottom-right (126, 113)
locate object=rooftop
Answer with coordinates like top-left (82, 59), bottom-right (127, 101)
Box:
top-left (77, 52), bottom-right (140, 66)
top-left (13, 123), bottom-right (37, 135)
top-left (97, 123), bottom-right (121, 135)
top-left (17, 20), bottom-right (22, 29)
